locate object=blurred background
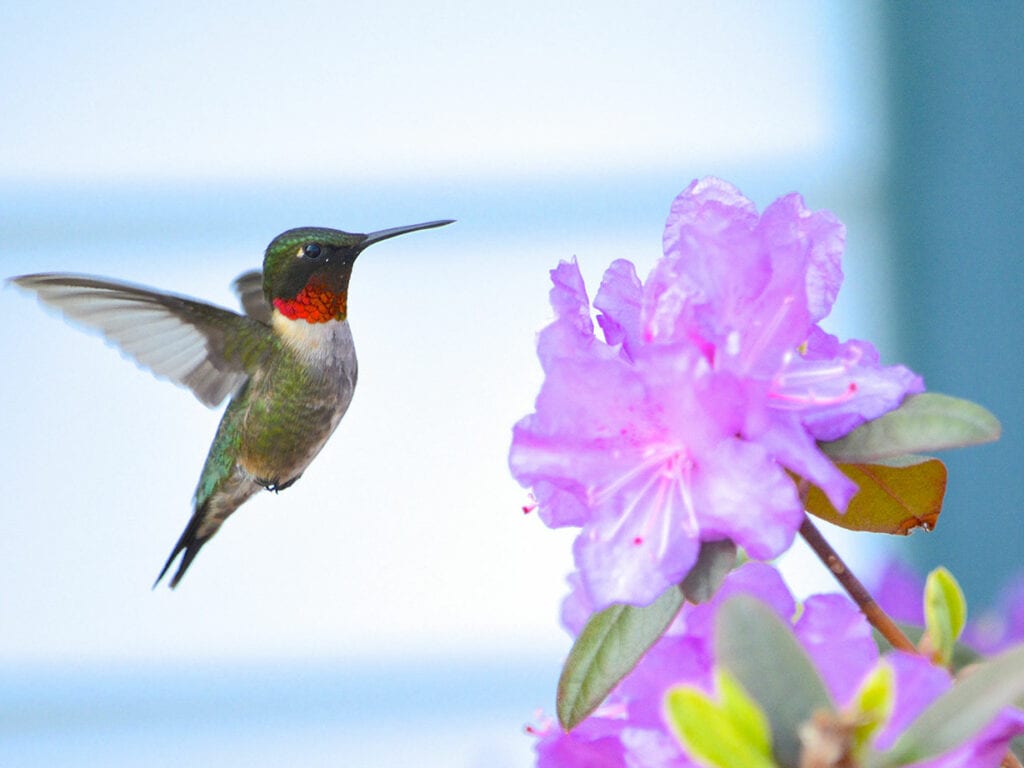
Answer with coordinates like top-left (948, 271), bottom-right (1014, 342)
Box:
top-left (1, 2), bottom-right (1020, 765)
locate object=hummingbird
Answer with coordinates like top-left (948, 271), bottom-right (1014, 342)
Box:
top-left (10, 219), bottom-right (453, 588)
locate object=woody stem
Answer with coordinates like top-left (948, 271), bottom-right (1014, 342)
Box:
top-left (798, 514), bottom-right (918, 654)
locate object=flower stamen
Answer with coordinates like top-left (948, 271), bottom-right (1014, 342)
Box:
top-left (769, 381), bottom-right (859, 408)
top-left (769, 343), bottom-right (865, 408)
top-left (590, 444), bottom-right (679, 506)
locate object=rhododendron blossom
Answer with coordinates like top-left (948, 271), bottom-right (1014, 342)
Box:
top-left (510, 178), bottom-right (924, 610)
top-left (529, 565), bottom-right (1024, 768)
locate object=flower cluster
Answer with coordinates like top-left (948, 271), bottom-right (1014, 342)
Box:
top-left (530, 564), bottom-right (1024, 768)
top-left (511, 179), bottom-right (1023, 768)
top-left (510, 178), bottom-right (923, 611)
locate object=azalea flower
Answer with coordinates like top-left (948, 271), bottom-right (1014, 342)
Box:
top-left (530, 564), bottom-right (1024, 768)
top-left (531, 564), bottom-right (807, 768)
top-left (510, 178), bottom-right (924, 610)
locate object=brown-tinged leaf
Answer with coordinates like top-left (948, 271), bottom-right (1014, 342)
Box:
top-left (804, 457), bottom-right (947, 534)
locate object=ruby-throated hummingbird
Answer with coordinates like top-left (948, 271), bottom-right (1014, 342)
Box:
top-left (10, 219), bottom-right (453, 588)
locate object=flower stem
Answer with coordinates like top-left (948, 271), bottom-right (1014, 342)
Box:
top-left (797, 515), bottom-right (918, 654)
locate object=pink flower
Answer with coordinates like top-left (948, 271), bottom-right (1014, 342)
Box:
top-left (510, 178), bottom-right (924, 611)
top-left (532, 564), bottom-right (1024, 768)
top-left (531, 564), bottom-right (792, 768)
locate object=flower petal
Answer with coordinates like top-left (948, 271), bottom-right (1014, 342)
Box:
top-left (693, 438), bottom-right (804, 559)
top-left (595, 259), bottom-right (644, 356)
top-left (791, 332), bottom-right (926, 442)
top-left (752, 411), bottom-right (857, 510)
top-left (795, 593), bottom-right (877, 705)
top-left (575, 494), bottom-right (701, 610)
top-left (651, 177), bottom-right (766, 347)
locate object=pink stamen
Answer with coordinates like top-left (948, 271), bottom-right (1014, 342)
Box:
top-left (769, 342), bottom-right (865, 408)
top-left (633, 472), bottom-right (672, 549)
top-left (604, 467), bottom-right (665, 542)
top-left (590, 445), bottom-right (676, 506)
top-left (525, 710), bottom-right (554, 737)
top-left (769, 380), bottom-right (859, 407)
top-left (603, 449), bottom-right (696, 558)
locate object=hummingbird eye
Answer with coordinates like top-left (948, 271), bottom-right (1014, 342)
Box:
top-left (302, 243), bottom-right (322, 259)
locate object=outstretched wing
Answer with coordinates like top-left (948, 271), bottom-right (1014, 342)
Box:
top-left (10, 273), bottom-right (274, 408)
top-left (232, 269), bottom-right (273, 325)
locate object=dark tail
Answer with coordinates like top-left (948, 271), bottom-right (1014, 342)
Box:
top-left (153, 511), bottom-right (212, 589)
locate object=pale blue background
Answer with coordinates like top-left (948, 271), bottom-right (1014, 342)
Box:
top-left (1, 3), bottom-right (921, 765)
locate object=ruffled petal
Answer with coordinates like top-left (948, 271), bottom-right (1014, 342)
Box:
top-left (575, 477), bottom-right (702, 609)
top-left (651, 177), bottom-right (766, 347)
top-left (595, 258), bottom-right (644, 357)
top-left (751, 410), bottom-right (857, 511)
top-left (692, 438), bottom-right (803, 559)
top-left (758, 191), bottom-right (845, 326)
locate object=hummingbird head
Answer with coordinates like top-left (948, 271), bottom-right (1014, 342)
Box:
top-left (262, 219), bottom-right (453, 323)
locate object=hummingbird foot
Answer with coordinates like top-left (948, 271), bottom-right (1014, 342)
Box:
top-left (257, 474), bottom-right (302, 493)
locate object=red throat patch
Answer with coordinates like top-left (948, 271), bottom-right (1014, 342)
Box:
top-left (272, 282), bottom-right (347, 323)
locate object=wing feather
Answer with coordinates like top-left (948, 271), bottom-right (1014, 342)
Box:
top-left (9, 273), bottom-right (274, 408)
top-left (232, 270), bottom-right (272, 325)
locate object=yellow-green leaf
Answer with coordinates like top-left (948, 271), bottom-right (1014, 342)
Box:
top-left (716, 596), bottom-right (833, 767)
top-left (665, 670), bottom-right (776, 768)
top-left (922, 567), bottom-right (967, 667)
top-left (804, 457), bottom-right (947, 534)
top-left (850, 661), bottom-right (895, 754)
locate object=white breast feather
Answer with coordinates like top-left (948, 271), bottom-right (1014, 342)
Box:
top-left (271, 310), bottom-right (356, 370)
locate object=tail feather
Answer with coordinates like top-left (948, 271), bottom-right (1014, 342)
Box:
top-left (154, 460), bottom-right (260, 588)
top-left (153, 511), bottom-right (212, 589)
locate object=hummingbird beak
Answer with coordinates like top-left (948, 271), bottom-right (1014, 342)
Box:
top-left (359, 219), bottom-right (455, 250)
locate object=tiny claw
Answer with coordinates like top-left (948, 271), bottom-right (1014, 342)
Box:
top-left (256, 475), bottom-right (300, 493)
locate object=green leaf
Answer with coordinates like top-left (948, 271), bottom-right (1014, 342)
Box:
top-left (878, 643), bottom-right (1024, 767)
top-left (820, 393), bottom-right (1001, 464)
top-left (556, 539), bottom-right (737, 732)
top-left (1012, 734), bottom-right (1024, 763)
top-left (716, 595), bottom-right (834, 768)
top-left (680, 539), bottom-right (737, 603)
top-left (804, 457), bottom-right (947, 534)
top-left (665, 669), bottom-right (776, 768)
top-left (557, 582), bottom-right (683, 731)
top-left (922, 567), bottom-right (967, 667)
